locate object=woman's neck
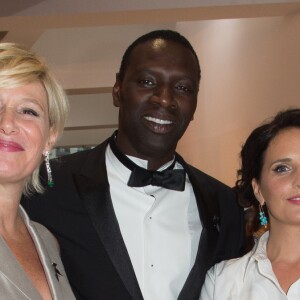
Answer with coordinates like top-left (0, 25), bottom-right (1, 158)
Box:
top-left (0, 183), bottom-right (24, 235)
top-left (267, 225), bottom-right (300, 263)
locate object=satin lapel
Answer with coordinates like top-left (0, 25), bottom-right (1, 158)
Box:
top-left (20, 207), bottom-right (65, 300)
top-left (73, 142), bottom-right (143, 300)
top-left (0, 209), bottom-right (46, 300)
top-left (0, 236), bottom-right (43, 299)
top-left (176, 154), bottom-right (219, 300)
top-left (176, 154), bottom-right (220, 227)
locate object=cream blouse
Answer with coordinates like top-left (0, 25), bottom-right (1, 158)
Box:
top-left (200, 231), bottom-right (300, 300)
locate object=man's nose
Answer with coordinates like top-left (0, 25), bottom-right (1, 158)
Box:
top-left (0, 108), bottom-right (19, 135)
top-left (152, 85), bottom-right (177, 109)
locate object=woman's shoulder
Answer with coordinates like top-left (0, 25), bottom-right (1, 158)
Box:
top-left (209, 250), bottom-right (253, 279)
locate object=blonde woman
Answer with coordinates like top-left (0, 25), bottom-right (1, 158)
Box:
top-left (0, 43), bottom-right (75, 299)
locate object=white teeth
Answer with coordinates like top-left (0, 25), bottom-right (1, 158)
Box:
top-left (145, 116), bottom-right (172, 125)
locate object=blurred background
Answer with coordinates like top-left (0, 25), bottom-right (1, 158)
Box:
top-left (1, 0), bottom-right (300, 186)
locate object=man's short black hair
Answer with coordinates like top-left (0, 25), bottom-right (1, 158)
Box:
top-left (118, 29), bottom-right (201, 82)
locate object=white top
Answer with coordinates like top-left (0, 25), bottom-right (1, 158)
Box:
top-left (200, 231), bottom-right (300, 300)
top-left (106, 144), bottom-right (202, 300)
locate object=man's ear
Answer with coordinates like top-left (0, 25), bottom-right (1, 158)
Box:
top-left (112, 73), bottom-right (121, 108)
top-left (251, 178), bottom-right (265, 206)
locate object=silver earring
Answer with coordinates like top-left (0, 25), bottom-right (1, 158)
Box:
top-left (44, 151), bottom-right (54, 187)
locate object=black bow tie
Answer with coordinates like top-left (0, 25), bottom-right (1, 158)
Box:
top-left (109, 135), bottom-right (186, 191)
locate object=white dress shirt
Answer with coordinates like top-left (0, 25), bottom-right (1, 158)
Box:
top-left (200, 231), bottom-right (300, 300)
top-left (106, 144), bottom-right (201, 300)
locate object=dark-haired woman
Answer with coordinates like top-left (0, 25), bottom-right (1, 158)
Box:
top-left (200, 108), bottom-right (300, 299)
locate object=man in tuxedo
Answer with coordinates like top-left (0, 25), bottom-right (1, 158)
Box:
top-left (22, 30), bottom-right (245, 300)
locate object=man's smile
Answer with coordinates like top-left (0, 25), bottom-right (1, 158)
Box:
top-left (144, 116), bottom-right (173, 125)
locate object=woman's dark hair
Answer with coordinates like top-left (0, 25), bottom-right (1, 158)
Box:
top-left (236, 108), bottom-right (300, 208)
top-left (236, 108), bottom-right (300, 246)
top-left (118, 29), bottom-right (201, 82)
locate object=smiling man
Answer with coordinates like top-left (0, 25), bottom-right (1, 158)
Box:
top-left (22, 30), bottom-right (245, 300)
top-left (113, 35), bottom-right (199, 171)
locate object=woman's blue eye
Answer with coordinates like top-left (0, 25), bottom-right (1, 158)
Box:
top-left (273, 165), bottom-right (290, 173)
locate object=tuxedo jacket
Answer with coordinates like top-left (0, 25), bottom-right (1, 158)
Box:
top-left (22, 137), bottom-right (245, 300)
top-left (0, 206), bottom-right (75, 300)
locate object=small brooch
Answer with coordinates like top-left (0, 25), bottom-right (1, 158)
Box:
top-left (52, 262), bottom-right (62, 281)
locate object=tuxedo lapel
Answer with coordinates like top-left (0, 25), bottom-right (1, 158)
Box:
top-left (176, 154), bottom-right (220, 300)
top-left (73, 142), bottom-right (143, 300)
top-left (176, 153), bottom-right (220, 229)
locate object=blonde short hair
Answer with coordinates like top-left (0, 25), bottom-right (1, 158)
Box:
top-left (0, 42), bottom-right (69, 195)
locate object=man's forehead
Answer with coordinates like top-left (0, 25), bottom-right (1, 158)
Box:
top-left (151, 38), bottom-right (167, 50)
top-left (133, 39), bottom-right (189, 56)
top-left (123, 38), bottom-right (200, 82)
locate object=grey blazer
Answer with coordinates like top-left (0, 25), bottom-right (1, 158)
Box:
top-left (0, 206), bottom-right (75, 300)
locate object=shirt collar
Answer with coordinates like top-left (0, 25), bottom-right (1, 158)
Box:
top-left (243, 231), bottom-right (269, 280)
top-left (107, 143), bottom-right (175, 171)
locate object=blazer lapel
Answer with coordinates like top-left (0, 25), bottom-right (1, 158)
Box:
top-left (73, 142), bottom-right (144, 300)
top-left (0, 206), bottom-right (64, 300)
top-left (0, 236), bottom-right (42, 300)
top-left (20, 207), bottom-right (65, 300)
